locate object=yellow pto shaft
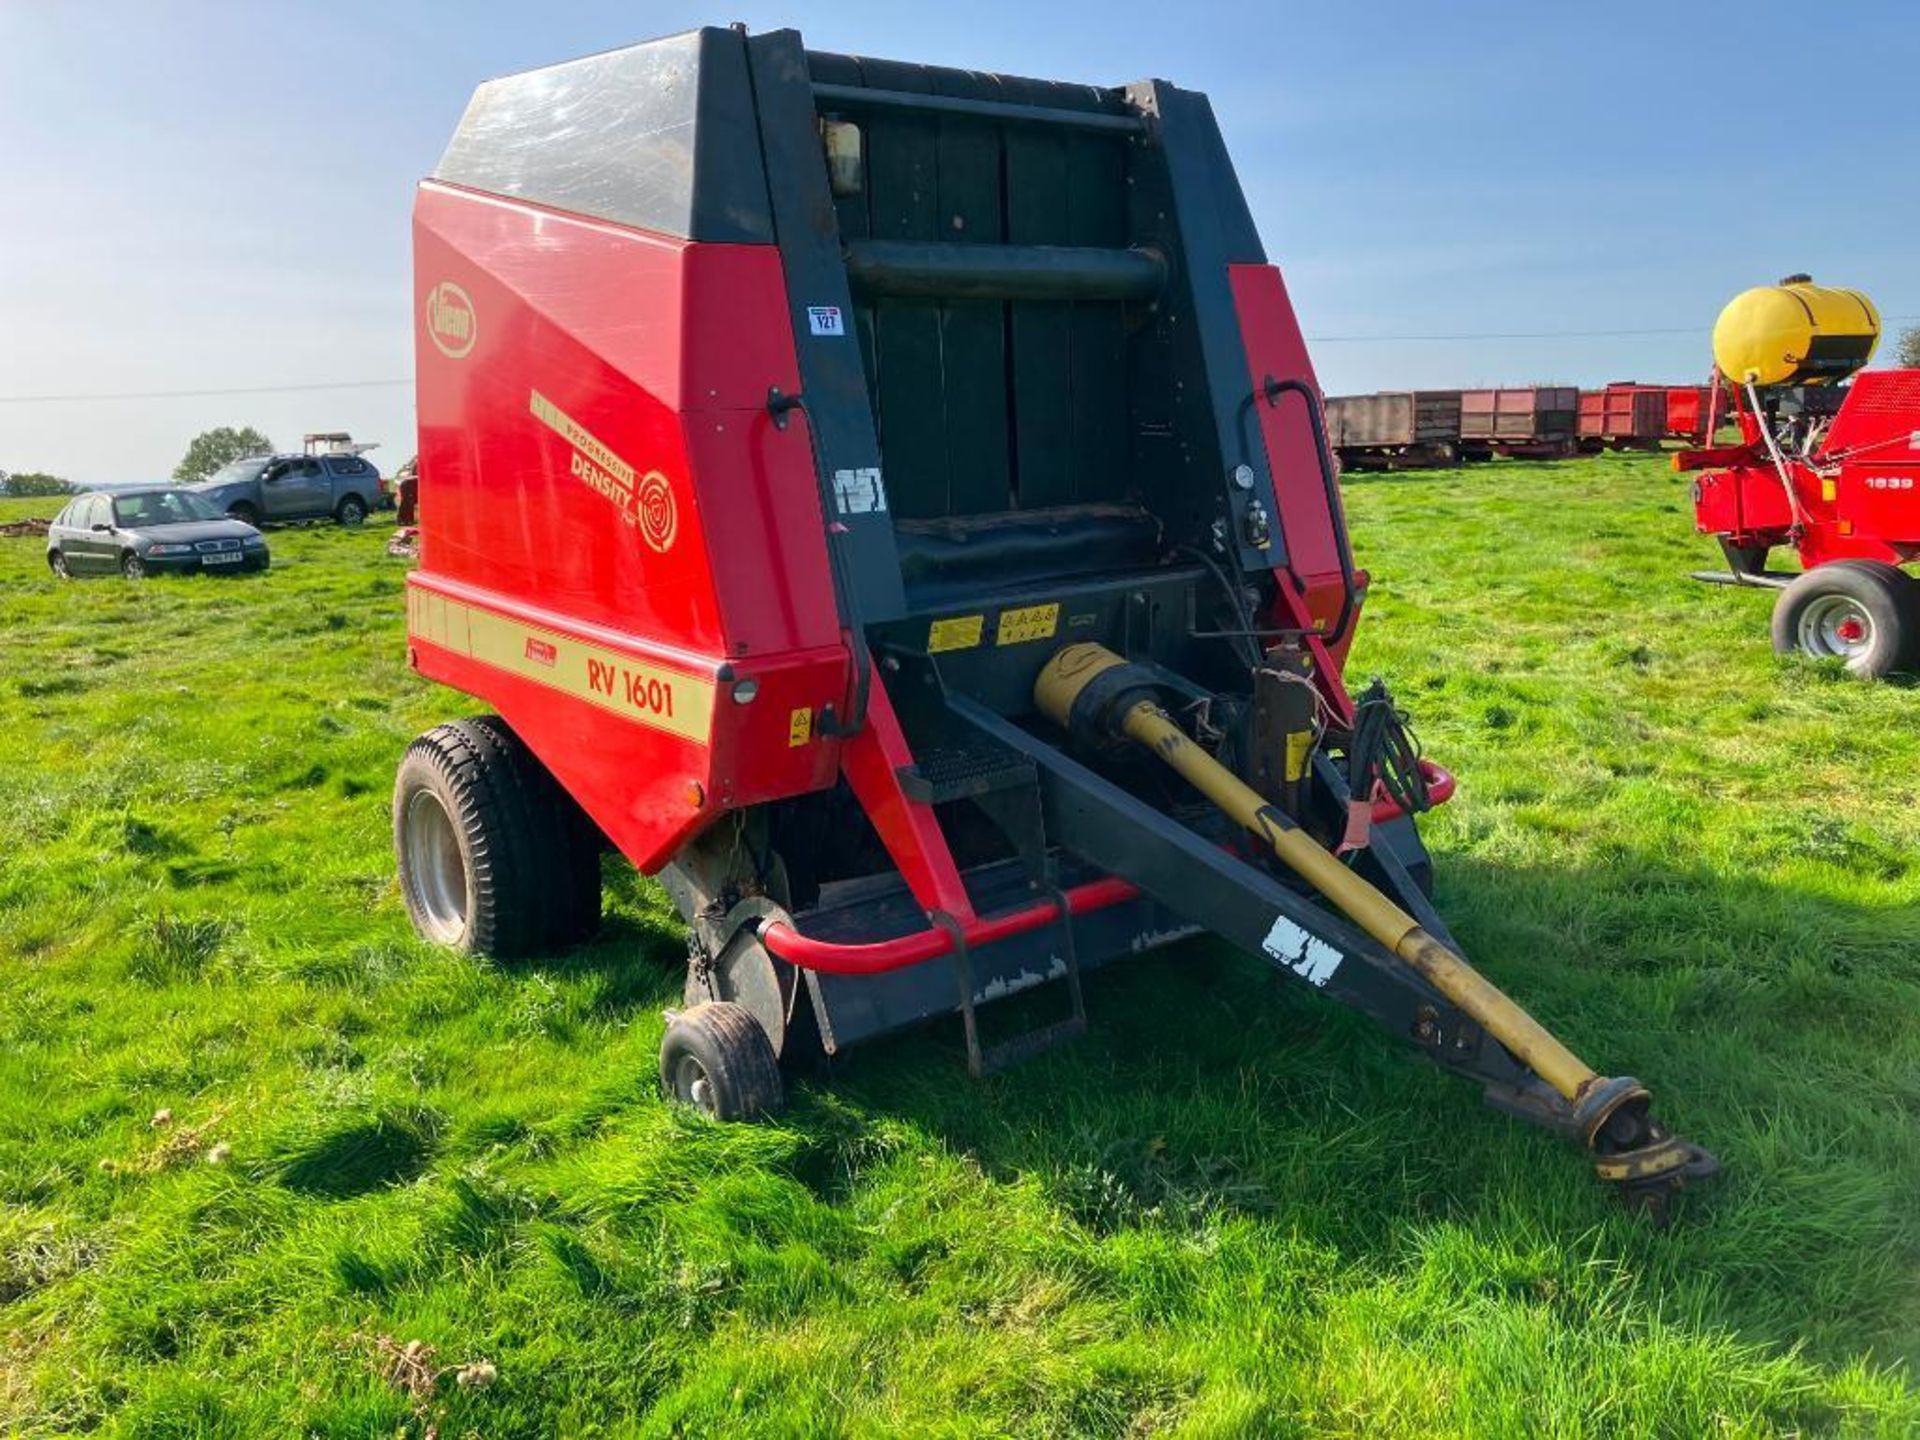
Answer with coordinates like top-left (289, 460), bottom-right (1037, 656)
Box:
top-left (1035, 643), bottom-right (1598, 1103)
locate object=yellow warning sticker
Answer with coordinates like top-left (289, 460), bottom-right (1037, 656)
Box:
top-left (788, 707), bottom-right (813, 747)
top-left (928, 614), bottom-right (985, 653)
top-left (996, 603), bottom-right (1061, 646)
top-left (1284, 729), bottom-right (1314, 782)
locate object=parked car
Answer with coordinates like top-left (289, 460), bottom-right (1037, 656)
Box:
top-left (189, 452), bottom-right (383, 526)
top-left (46, 488), bottom-right (270, 579)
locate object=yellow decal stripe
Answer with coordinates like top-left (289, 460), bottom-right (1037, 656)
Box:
top-left (529, 390), bottom-right (635, 488)
top-left (410, 592), bottom-right (713, 744)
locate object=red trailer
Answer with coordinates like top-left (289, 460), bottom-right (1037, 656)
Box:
top-left (1460, 386), bottom-right (1579, 459)
top-left (1665, 384), bottom-right (1716, 443)
top-left (1323, 391), bottom-right (1463, 469)
top-left (391, 26), bottom-right (1712, 1211)
top-left (1577, 383), bottom-right (1667, 450)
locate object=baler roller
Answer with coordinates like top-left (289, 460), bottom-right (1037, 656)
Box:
top-left (843, 239), bottom-right (1166, 302)
top-left (812, 80), bottom-right (1147, 134)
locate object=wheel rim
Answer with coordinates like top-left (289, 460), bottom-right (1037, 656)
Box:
top-left (1797, 594), bottom-right (1874, 661)
top-left (402, 787), bottom-right (468, 941)
top-left (670, 1053), bottom-right (716, 1115)
top-left (123, 555), bottom-right (144, 578)
top-left (51, 552), bottom-right (68, 577)
top-left (342, 500), bottom-right (365, 524)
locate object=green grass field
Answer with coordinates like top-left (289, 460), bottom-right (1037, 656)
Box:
top-left (2, 455), bottom-right (1917, 1437)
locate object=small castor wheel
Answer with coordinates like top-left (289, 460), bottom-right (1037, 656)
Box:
top-left (659, 1002), bottom-right (784, 1121)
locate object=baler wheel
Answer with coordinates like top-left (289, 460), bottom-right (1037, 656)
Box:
top-left (1771, 561), bottom-right (1917, 678)
top-left (466, 715), bottom-right (603, 946)
top-left (393, 717), bottom-right (601, 957)
top-left (659, 1002), bottom-right (784, 1121)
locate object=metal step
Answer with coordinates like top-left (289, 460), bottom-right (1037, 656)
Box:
top-left (898, 741), bottom-right (1036, 805)
top-left (940, 889), bottom-right (1087, 1077)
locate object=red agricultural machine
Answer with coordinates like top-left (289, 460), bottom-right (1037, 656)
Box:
top-left (393, 26), bottom-right (1714, 1211)
top-left (1678, 277), bottom-right (1920, 676)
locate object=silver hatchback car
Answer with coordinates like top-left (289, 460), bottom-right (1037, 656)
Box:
top-left (46, 488), bottom-right (271, 579)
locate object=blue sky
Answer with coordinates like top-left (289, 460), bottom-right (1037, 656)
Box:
top-left (2, 0), bottom-right (1914, 484)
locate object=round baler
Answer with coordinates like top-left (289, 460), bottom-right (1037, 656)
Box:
top-left (394, 25), bottom-right (1715, 1214)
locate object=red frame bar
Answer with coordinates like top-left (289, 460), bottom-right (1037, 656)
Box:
top-left (760, 876), bottom-right (1139, 975)
top-left (761, 760), bottom-right (1458, 976)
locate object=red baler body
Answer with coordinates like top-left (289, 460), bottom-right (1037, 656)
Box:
top-left (410, 188), bottom-right (846, 871)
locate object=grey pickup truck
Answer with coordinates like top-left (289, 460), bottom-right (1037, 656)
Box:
top-left (190, 452), bottom-right (383, 526)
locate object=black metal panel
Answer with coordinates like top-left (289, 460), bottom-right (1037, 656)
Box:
top-left (861, 57), bottom-right (949, 522)
top-left (744, 30), bottom-right (906, 625)
top-left (1065, 132), bottom-right (1132, 504)
top-left (812, 54), bottom-right (1137, 528)
top-left (1003, 75), bottom-right (1075, 509)
top-left (1123, 81), bottom-right (1284, 572)
top-left (434, 28), bottom-right (772, 243)
top-left (930, 68), bottom-right (1012, 518)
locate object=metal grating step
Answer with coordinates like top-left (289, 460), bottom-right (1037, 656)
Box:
top-left (897, 742), bottom-right (1037, 806)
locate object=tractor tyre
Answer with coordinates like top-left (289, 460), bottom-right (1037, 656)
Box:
top-left (393, 716), bottom-right (601, 957)
top-left (1771, 560), bottom-right (1916, 679)
top-left (466, 713), bottom-right (603, 946)
top-left (659, 1002), bottom-right (785, 1121)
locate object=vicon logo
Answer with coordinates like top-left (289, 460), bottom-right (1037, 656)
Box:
top-left (425, 281), bottom-right (476, 359)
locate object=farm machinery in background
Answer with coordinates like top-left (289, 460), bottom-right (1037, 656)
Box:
top-left (1676, 277), bottom-right (1920, 677)
top-left (392, 26), bottom-right (1716, 1214)
top-left (1325, 382), bottom-right (1720, 470)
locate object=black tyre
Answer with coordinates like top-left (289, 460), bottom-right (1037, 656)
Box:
top-left (48, 550), bottom-right (71, 580)
top-left (393, 716), bottom-right (602, 957)
top-left (1771, 560), bottom-right (1916, 678)
top-left (121, 551), bottom-right (146, 580)
top-left (229, 502), bottom-right (259, 526)
top-left (659, 1002), bottom-right (784, 1120)
top-left (336, 494), bottom-right (369, 526)
top-left (466, 714), bottom-right (603, 946)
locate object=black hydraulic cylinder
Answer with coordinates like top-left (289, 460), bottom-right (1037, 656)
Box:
top-left (842, 240), bottom-right (1166, 303)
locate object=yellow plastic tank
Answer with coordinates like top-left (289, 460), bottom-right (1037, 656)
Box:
top-left (1712, 276), bottom-right (1880, 387)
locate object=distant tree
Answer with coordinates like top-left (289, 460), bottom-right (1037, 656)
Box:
top-left (1, 470), bottom-right (75, 497)
top-left (173, 426), bottom-right (273, 483)
top-left (1897, 325), bottom-right (1920, 371)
